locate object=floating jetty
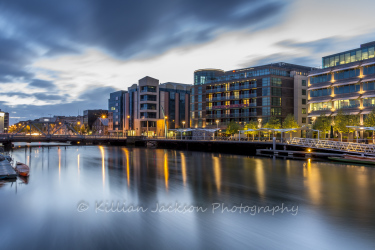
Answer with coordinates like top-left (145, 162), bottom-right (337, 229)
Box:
top-left (256, 149), bottom-right (343, 160)
top-left (0, 159), bottom-right (17, 180)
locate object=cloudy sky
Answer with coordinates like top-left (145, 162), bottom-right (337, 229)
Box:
top-left (1, 0), bottom-right (375, 124)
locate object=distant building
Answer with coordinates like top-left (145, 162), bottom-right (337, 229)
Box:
top-left (108, 90), bottom-right (126, 135)
top-left (92, 118), bottom-right (109, 135)
top-left (109, 76), bottom-right (192, 136)
top-left (83, 109), bottom-right (108, 130)
top-left (192, 63), bottom-right (315, 129)
top-left (308, 41), bottom-right (375, 125)
top-left (0, 109), bottom-right (9, 133)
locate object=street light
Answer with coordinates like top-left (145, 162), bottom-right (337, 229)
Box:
top-left (182, 121), bottom-right (185, 128)
top-left (258, 118), bottom-right (262, 141)
top-left (164, 116), bottom-right (168, 138)
top-left (216, 119), bottom-right (219, 129)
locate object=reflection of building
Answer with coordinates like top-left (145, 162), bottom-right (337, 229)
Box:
top-left (92, 118), bottom-right (109, 135)
top-left (108, 91), bottom-right (126, 135)
top-left (192, 63), bottom-right (315, 128)
top-left (308, 41), bottom-right (375, 123)
top-left (108, 112), bottom-right (114, 133)
top-left (83, 109), bottom-right (108, 130)
top-left (109, 76), bottom-right (192, 136)
top-left (0, 109), bottom-right (9, 133)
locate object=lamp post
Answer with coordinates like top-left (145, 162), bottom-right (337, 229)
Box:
top-left (182, 121), bottom-right (185, 128)
top-left (164, 116), bottom-right (168, 139)
top-left (216, 119), bottom-right (219, 129)
top-left (258, 118), bottom-right (262, 141)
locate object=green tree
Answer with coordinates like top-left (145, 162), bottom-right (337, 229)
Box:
top-left (333, 110), bottom-right (359, 141)
top-left (244, 120), bottom-right (258, 140)
top-left (364, 108), bottom-right (375, 127)
top-left (264, 117), bottom-right (281, 140)
top-left (282, 114), bottom-right (300, 140)
top-left (226, 121), bottom-right (242, 136)
top-left (313, 114), bottom-right (331, 139)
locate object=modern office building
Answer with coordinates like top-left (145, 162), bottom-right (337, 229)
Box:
top-left (0, 109), bottom-right (9, 133)
top-left (83, 109), bottom-right (108, 130)
top-left (117, 76), bottom-right (191, 136)
top-left (192, 63), bottom-right (315, 128)
top-left (108, 90), bottom-right (126, 135)
top-left (308, 41), bottom-right (375, 124)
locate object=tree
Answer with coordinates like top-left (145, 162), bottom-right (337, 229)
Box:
top-left (313, 114), bottom-right (331, 139)
top-left (244, 120), bottom-right (258, 140)
top-left (364, 108), bottom-right (375, 127)
top-left (226, 121), bottom-right (242, 136)
top-left (282, 114), bottom-right (300, 140)
top-left (264, 117), bottom-right (281, 140)
top-left (333, 110), bottom-right (360, 141)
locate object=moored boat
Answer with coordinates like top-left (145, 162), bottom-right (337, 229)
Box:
top-left (14, 162), bottom-right (30, 177)
top-left (329, 155), bottom-right (375, 165)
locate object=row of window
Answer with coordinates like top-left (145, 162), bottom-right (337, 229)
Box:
top-left (364, 65), bottom-right (375, 75)
top-left (262, 97), bottom-right (281, 106)
top-left (323, 46), bottom-right (375, 68)
top-left (310, 88), bottom-right (332, 97)
top-left (334, 68), bottom-right (360, 80)
top-left (262, 87), bottom-right (282, 96)
top-left (262, 107), bottom-right (282, 116)
top-left (310, 74), bottom-right (332, 84)
top-left (262, 77), bottom-right (282, 87)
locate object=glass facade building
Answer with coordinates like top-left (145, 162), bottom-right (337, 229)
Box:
top-left (322, 41), bottom-right (375, 68)
top-left (192, 63), bottom-right (314, 128)
top-left (108, 90), bottom-right (126, 134)
top-left (308, 40), bottom-right (375, 125)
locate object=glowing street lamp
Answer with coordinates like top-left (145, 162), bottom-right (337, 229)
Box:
top-left (182, 121), bottom-right (185, 128)
top-left (216, 119), bottom-right (219, 129)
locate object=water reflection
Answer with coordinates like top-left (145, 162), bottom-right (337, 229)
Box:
top-left (180, 152), bottom-right (187, 186)
top-left (0, 145), bottom-right (374, 249)
top-left (213, 156), bottom-right (221, 193)
top-left (99, 146), bottom-right (105, 188)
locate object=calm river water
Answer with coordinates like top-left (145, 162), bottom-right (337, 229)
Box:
top-left (0, 144), bottom-right (375, 249)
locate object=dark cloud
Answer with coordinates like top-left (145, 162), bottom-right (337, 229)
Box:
top-left (78, 86), bottom-right (117, 103)
top-left (238, 53), bottom-right (318, 69)
top-left (0, 0), bottom-right (286, 60)
top-left (2, 86), bottom-right (117, 124)
top-left (29, 79), bottom-right (56, 90)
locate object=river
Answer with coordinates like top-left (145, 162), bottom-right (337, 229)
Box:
top-left (0, 144), bottom-right (374, 249)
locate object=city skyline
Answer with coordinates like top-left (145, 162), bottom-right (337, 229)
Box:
top-left (1, 0), bottom-right (375, 124)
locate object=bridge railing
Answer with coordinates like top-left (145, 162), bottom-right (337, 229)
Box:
top-left (289, 137), bottom-right (375, 153)
top-left (0, 134), bottom-right (128, 140)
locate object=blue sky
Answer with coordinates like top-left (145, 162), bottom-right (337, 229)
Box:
top-left (0, 0), bottom-right (375, 124)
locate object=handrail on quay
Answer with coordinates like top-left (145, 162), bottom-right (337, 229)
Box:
top-left (289, 137), bottom-right (375, 154)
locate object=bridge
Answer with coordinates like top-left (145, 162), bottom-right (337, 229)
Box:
top-left (0, 134), bottom-right (129, 148)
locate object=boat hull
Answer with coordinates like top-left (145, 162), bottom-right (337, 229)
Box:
top-left (328, 157), bottom-right (375, 165)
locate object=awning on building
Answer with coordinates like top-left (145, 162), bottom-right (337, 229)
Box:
top-left (308, 113), bottom-right (332, 117)
top-left (332, 95), bottom-right (360, 101)
top-left (361, 94), bottom-right (375, 98)
top-left (308, 84), bottom-right (332, 90)
top-left (362, 77), bottom-right (375, 82)
top-left (332, 65), bottom-right (360, 72)
top-left (331, 110), bottom-right (360, 116)
top-left (361, 61), bottom-right (375, 67)
top-left (360, 110), bottom-right (374, 115)
top-left (308, 70), bottom-right (332, 77)
top-left (308, 98), bottom-right (332, 104)
top-left (332, 80), bottom-right (360, 87)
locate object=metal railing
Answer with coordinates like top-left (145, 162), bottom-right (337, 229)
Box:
top-left (0, 134), bottom-right (128, 140)
top-left (289, 137), bottom-right (375, 153)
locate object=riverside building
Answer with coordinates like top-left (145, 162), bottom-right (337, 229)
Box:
top-left (308, 41), bottom-right (375, 123)
top-left (192, 63), bottom-right (314, 129)
top-left (109, 76), bottom-right (192, 137)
